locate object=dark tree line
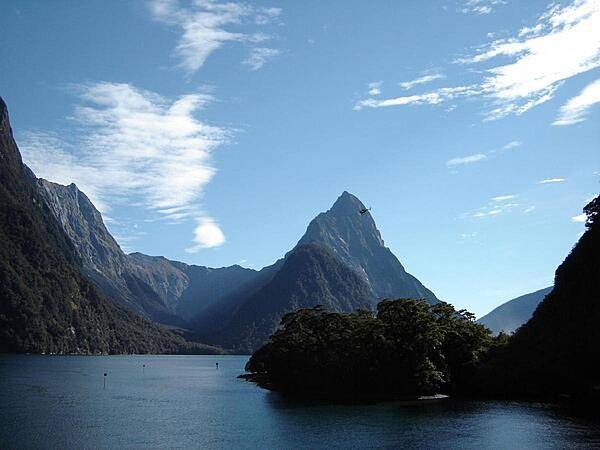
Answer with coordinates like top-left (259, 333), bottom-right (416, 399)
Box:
top-left (245, 299), bottom-right (494, 398)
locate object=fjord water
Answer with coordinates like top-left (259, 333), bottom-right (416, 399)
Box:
top-left (1, 356), bottom-right (598, 449)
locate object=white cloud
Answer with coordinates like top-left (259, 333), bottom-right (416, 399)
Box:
top-left (524, 206), bottom-right (536, 213)
top-left (502, 140), bottom-right (522, 150)
top-left (21, 82), bottom-right (228, 249)
top-left (355, 85), bottom-right (479, 110)
top-left (471, 197), bottom-right (520, 218)
top-left (446, 153), bottom-right (487, 166)
top-left (356, 0), bottom-right (600, 121)
top-left (242, 47), bottom-right (280, 70)
top-left (538, 178), bottom-right (566, 184)
top-left (473, 209), bottom-right (502, 217)
top-left (398, 73), bottom-right (445, 90)
top-left (368, 81), bottom-right (382, 96)
top-left (151, 0), bottom-right (281, 74)
top-left (572, 213), bottom-right (587, 222)
top-left (461, 0), bottom-right (506, 15)
top-left (491, 195), bottom-right (518, 202)
top-left (187, 218), bottom-right (226, 251)
top-left (553, 77), bottom-right (600, 125)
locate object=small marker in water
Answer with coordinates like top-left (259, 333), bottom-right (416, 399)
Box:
top-left (142, 364), bottom-right (146, 374)
top-left (103, 373), bottom-right (107, 389)
top-left (216, 362), bottom-right (219, 370)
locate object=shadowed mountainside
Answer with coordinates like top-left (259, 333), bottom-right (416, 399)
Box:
top-left (0, 97), bottom-right (221, 354)
top-left (475, 196), bottom-right (600, 399)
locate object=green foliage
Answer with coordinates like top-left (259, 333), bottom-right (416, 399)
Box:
top-left (245, 299), bottom-right (492, 398)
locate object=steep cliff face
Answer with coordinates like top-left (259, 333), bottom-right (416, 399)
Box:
top-left (35, 180), bottom-right (257, 326)
top-left (0, 97), bottom-right (220, 354)
top-left (35, 180), bottom-right (179, 324)
top-left (298, 191), bottom-right (438, 304)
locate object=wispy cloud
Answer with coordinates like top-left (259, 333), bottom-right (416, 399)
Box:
top-left (242, 47), bottom-right (280, 70)
top-left (447, 153), bottom-right (487, 166)
top-left (354, 85), bottom-right (478, 110)
top-left (572, 213), bottom-right (587, 222)
top-left (21, 82), bottom-right (228, 249)
top-left (356, 0), bottom-right (600, 121)
top-left (501, 140), bottom-right (522, 150)
top-left (398, 73), bottom-right (445, 90)
top-left (524, 206), bottom-right (536, 213)
top-left (553, 77), bottom-right (600, 125)
top-left (368, 81), bottom-right (382, 96)
top-left (491, 195), bottom-right (518, 202)
top-left (150, 0), bottom-right (282, 74)
top-left (472, 201), bottom-right (519, 218)
top-left (539, 178), bottom-right (566, 184)
top-left (460, 0), bottom-right (506, 15)
top-left (473, 209), bottom-right (502, 217)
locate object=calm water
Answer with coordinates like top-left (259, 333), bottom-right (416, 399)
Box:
top-left (1, 355), bottom-right (599, 449)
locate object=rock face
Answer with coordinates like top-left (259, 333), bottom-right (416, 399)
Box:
top-left (35, 180), bottom-right (178, 324)
top-left (0, 96), bottom-right (220, 354)
top-left (298, 191), bottom-right (438, 304)
top-left (478, 286), bottom-right (552, 335)
top-left (34, 180), bottom-right (257, 325)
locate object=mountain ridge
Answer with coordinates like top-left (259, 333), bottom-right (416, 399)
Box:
top-left (478, 286), bottom-right (553, 335)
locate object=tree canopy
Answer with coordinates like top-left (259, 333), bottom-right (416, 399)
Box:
top-left (245, 299), bottom-right (492, 398)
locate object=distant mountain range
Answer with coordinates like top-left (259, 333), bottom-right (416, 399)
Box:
top-left (478, 286), bottom-right (553, 335)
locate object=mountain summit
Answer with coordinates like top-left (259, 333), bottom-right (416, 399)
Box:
top-left (298, 191), bottom-right (438, 303)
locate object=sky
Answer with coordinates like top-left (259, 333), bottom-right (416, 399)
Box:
top-left (1, 0), bottom-right (598, 317)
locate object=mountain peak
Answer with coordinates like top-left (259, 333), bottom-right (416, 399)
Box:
top-left (329, 191), bottom-right (366, 216)
top-left (297, 192), bottom-right (439, 304)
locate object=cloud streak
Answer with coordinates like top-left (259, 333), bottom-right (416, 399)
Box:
top-left (21, 82), bottom-right (228, 249)
top-left (538, 178), bottom-right (566, 184)
top-left (447, 153), bottom-right (487, 166)
top-left (151, 0), bottom-right (281, 74)
top-left (398, 73), bottom-right (445, 90)
top-left (553, 77), bottom-right (600, 125)
top-left (491, 195), bottom-right (517, 202)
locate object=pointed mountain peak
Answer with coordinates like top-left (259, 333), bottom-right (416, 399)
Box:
top-left (329, 191), bottom-right (366, 216)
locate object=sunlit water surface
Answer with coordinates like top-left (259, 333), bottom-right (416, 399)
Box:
top-left (1, 355), bottom-right (599, 449)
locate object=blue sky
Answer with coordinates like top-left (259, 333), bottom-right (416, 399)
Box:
top-left (1, 0), bottom-right (598, 317)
